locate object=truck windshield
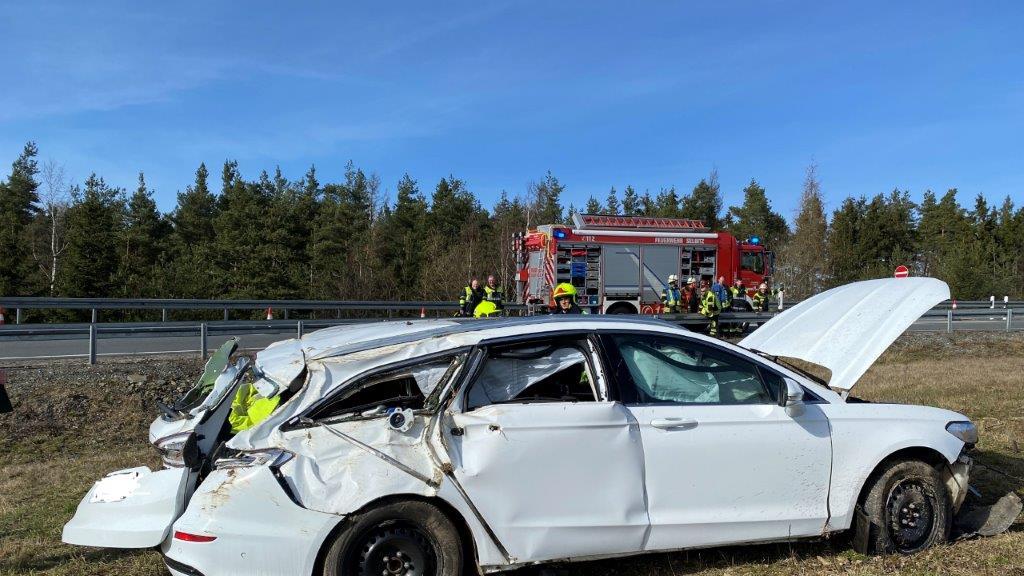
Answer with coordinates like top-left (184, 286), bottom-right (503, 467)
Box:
top-left (741, 251), bottom-right (764, 274)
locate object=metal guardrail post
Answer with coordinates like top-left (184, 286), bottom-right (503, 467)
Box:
top-left (15, 308), bottom-right (21, 324)
top-left (200, 323), bottom-right (208, 361)
top-left (162, 308), bottom-right (167, 322)
top-left (91, 308), bottom-right (97, 323)
top-left (947, 310), bottom-right (953, 333)
top-left (223, 308), bottom-right (228, 321)
top-left (283, 308), bottom-right (289, 320)
top-left (88, 324), bottom-right (97, 365)
top-left (297, 320), bottom-right (304, 339)
top-left (1008, 308), bottom-right (1013, 332)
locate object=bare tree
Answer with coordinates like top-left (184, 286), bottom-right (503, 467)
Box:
top-left (776, 163), bottom-right (829, 298)
top-left (30, 160), bottom-right (71, 295)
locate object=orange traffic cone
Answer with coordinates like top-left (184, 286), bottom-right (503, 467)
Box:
top-left (952, 299), bottom-right (957, 310)
top-left (420, 307), bottom-right (426, 318)
top-left (266, 307), bottom-right (274, 320)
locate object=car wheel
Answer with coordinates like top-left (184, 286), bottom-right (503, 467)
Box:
top-left (860, 459), bottom-right (951, 554)
top-left (606, 302), bottom-right (637, 315)
top-left (323, 500), bottom-right (463, 576)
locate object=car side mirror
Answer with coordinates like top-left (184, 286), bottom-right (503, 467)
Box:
top-left (779, 378), bottom-right (804, 407)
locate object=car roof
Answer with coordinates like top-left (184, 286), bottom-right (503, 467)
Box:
top-left (299, 316), bottom-right (689, 361)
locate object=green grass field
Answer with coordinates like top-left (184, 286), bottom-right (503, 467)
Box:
top-left (2, 333), bottom-right (1021, 575)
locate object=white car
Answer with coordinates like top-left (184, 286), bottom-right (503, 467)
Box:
top-left (63, 278), bottom-right (977, 576)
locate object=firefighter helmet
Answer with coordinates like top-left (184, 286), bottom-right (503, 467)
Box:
top-left (686, 277), bottom-right (696, 285)
top-left (552, 283), bottom-right (577, 301)
top-left (473, 300), bottom-right (500, 318)
top-left (667, 274), bottom-right (679, 284)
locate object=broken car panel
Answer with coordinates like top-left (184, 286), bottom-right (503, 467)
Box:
top-left (62, 279), bottom-right (1011, 576)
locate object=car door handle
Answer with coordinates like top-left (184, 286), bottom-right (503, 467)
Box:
top-left (650, 418), bottom-right (698, 430)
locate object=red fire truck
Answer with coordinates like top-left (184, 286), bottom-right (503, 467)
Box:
top-left (514, 213), bottom-right (773, 314)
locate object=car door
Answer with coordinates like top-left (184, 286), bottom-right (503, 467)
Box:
top-left (446, 335), bottom-right (649, 563)
top-left (601, 332), bottom-right (832, 551)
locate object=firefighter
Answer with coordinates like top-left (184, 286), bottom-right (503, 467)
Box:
top-left (699, 279), bottom-right (722, 337)
top-left (752, 282), bottom-right (770, 312)
top-left (713, 275), bottom-right (732, 310)
top-left (661, 274), bottom-right (683, 313)
top-left (459, 278), bottom-right (485, 317)
top-left (682, 277), bottom-right (699, 313)
top-left (483, 274), bottom-right (504, 310)
top-left (552, 283), bottom-right (586, 314)
top-left (730, 278), bottom-right (746, 301)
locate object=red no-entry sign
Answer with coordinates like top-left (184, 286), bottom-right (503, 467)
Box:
top-left (894, 265), bottom-right (909, 278)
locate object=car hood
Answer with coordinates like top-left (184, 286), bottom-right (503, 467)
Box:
top-left (739, 277), bottom-right (950, 392)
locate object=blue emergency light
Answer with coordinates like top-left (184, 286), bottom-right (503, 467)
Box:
top-left (553, 229), bottom-right (567, 239)
top-left (749, 236), bottom-right (760, 245)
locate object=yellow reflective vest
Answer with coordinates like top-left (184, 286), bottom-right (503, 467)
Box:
top-left (229, 382), bottom-right (282, 433)
top-left (699, 289), bottom-right (721, 317)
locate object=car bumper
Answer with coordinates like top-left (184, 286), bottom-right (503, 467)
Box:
top-left (162, 467), bottom-right (341, 576)
top-left (947, 452), bottom-right (973, 513)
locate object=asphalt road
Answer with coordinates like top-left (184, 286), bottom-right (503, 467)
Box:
top-left (0, 314), bottom-right (1020, 362)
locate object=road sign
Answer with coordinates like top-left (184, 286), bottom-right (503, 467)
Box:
top-left (894, 265), bottom-right (909, 279)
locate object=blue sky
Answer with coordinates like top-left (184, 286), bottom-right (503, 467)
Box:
top-left (2, 1), bottom-right (1022, 219)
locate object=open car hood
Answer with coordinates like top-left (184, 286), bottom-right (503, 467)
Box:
top-left (739, 277), bottom-right (950, 392)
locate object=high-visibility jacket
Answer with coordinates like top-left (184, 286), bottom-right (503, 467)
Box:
top-left (661, 286), bottom-right (682, 313)
top-left (474, 300), bottom-right (501, 318)
top-left (699, 289), bottom-right (721, 318)
top-left (483, 285), bottom-right (504, 308)
top-left (459, 286), bottom-right (485, 316)
top-left (752, 291), bottom-right (769, 311)
top-left (730, 286), bottom-right (745, 300)
top-left (229, 382), bottom-right (282, 433)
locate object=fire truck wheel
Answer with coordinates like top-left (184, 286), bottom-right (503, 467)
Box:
top-left (606, 302), bottom-right (638, 315)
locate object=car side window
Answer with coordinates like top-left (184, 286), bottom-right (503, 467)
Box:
top-left (465, 339), bottom-right (597, 410)
top-left (309, 356), bottom-right (462, 421)
top-left (610, 334), bottom-right (772, 405)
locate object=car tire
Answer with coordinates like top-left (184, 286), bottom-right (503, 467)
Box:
top-left (323, 500), bottom-right (464, 576)
top-left (860, 459), bottom-right (951, 554)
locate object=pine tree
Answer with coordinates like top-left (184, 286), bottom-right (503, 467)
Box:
top-left (172, 163), bottom-right (217, 248)
top-left (655, 187), bottom-right (681, 218)
top-left (60, 174), bottom-right (123, 297)
top-left (639, 190), bottom-right (656, 216)
top-left (528, 171), bottom-right (564, 225)
top-left (0, 142), bottom-right (40, 296)
top-left (605, 187), bottom-right (621, 215)
top-left (584, 196), bottom-right (602, 214)
top-left (621, 185), bottom-right (640, 215)
top-left (727, 179), bottom-right (790, 246)
top-left (682, 173), bottom-right (723, 228)
top-left (778, 164), bottom-right (828, 297)
top-left (827, 197), bottom-right (865, 284)
top-left (116, 173), bottom-right (168, 297)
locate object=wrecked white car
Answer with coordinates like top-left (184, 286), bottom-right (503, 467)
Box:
top-left (64, 278), bottom-right (982, 576)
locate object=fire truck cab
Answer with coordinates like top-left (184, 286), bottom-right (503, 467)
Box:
top-left (515, 213), bottom-right (773, 314)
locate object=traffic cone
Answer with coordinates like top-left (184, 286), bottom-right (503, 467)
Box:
top-left (420, 307), bottom-right (426, 318)
top-left (952, 299), bottom-right (957, 310)
top-left (266, 307), bottom-right (274, 320)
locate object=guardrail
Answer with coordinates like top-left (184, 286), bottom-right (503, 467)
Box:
top-left (1, 306), bottom-right (1018, 365)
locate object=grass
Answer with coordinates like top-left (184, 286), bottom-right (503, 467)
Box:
top-left (1, 333), bottom-right (1022, 575)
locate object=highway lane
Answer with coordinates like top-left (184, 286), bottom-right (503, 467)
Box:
top-left (1, 314), bottom-right (1020, 362)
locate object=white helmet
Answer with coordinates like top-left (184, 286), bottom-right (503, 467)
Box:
top-left (667, 274), bottom-right (679, 284)
top-left (686, 277), bottom-right (696, 285)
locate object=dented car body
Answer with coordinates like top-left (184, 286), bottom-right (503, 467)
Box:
top-left (64, 278), bottom-right (980, 576)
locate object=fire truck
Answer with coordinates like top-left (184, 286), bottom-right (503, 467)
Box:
top-left (514, 213), bottom-right (773, 314)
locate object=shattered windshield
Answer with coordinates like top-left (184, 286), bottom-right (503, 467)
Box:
top-left (173, 338), bottom-right (239, 412)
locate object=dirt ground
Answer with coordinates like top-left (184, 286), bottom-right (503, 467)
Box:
top-left (1, 332), bottom-right (1022, 576)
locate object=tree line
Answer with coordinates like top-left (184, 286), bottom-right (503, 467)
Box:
top-left (0, 142), bottom-right (1020, 311)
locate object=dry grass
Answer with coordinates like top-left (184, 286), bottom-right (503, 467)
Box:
top-left (1, 334), bottom-right (1022, 575)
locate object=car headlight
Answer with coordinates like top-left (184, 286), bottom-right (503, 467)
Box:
top-left (946, 421), bottom-right (978, 446)
top-left (155, 432), bottom-right (197, 468)
top-left (215, 448), bottom-right (293, 470)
